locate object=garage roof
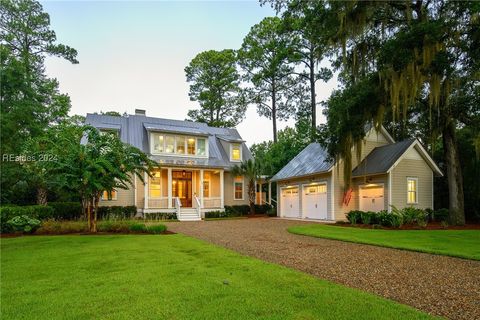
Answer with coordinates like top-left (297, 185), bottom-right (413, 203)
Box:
top-left (270, 143), bottom-right (333, 182)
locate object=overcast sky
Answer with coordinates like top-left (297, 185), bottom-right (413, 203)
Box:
top-left (42, 0), bottom-right (338, 146)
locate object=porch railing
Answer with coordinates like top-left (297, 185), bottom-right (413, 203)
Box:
top-left (174, 197), bottom-right (182, 216)
top-left (203, 197), bottom-right (222, 208)
top-left (148, 197), bottom-right (168, 208)
top-left (193, 195), bottom-right (202, 219)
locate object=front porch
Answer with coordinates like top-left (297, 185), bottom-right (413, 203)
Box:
top-left (141, 167), bottom-right (224, 221)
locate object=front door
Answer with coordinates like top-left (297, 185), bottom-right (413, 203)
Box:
top-left (172, 171), bottom-right (192, 207)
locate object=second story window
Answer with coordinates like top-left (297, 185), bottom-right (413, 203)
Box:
top-left (230, 144), bottom-right (241, 161)
top-left (187, 138), bottom-right (196, 155)
top-left (150, 132), bottom-right (208, 157)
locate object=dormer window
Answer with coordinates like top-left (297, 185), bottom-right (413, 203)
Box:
top-left (150, 132), bottom-right (208, 157)
top-left (230, 144), bottom-right (241, 162)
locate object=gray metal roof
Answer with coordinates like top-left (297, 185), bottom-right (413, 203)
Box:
top-left (352, 139), bottom-right (415, 177)
top-left (85, 113), bottom-right (252, 170)
top-left (270, 143), bottom-right (333, 182)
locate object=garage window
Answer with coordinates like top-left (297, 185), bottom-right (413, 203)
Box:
top-left (407, 177), bottom-right (418, 204)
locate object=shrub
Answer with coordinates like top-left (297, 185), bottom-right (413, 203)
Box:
top-left (37, 220), bottom-right (87, 234)
top-left (1, 205), bottom-right (55, 232)
top-left (96, 206), bottom-right (137, 220)
top-left (97, 220), bottom-right (132, 232)
top-left (346, 210), bottom-right (363, 224)
top-left (434, 208), bottom-right (449, 222)
top-left (146, 224), bottom-right (167, 234)
top-left (205, 210), bottom-right (229, 219)
top-left (6, 215), bottom-right (41, 234)
top-left (254, 204), bottom-right (272, 214)
top-left (267, 206), bottom-right (277, 217)
top-left (47, 202), bottom-right (83, 220)
top-left (377, 210), bottom-right (403, 228)
top-left (360, 211), bottom-right (373, 224)
top-left (144, 212), bottom-right (177, 220)
top-left (129, 223), bottom-right (147, 232)
top-left (225, 205), bottom-right (250, 216)
top-left (398, 207), bottom-right (428, 226)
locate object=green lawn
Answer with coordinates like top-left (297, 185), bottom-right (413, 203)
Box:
top-left (1, 235), bottom-right (436, 319)
top-left (289, 224), bottom-right (480, 260)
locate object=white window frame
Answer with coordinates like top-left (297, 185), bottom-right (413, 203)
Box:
top-left (230, 143), bottom-right (242, 162)
top-left (233, 176), bottom-right (244, 200)
top-left (407, 177), bottom-right (418, 204)
top-left (150, 132), bottom-right (208, 158)
top-left (203, 172), bottom-right (211, 198)
top-left (101, 189), bottom-right (117, 201)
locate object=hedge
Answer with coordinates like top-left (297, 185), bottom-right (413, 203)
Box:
top-left (96, 206), bottom-right (137, 220)
top-left (48, 202), bottom-right (83, 220)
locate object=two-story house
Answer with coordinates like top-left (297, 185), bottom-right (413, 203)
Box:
top-left (86, 109), bottom-right (252, 221)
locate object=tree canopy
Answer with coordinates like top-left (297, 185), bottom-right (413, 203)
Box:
top-left (185, 49), bottom-right (246, 128)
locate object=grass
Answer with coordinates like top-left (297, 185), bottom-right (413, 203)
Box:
top-left (288, 224), bottom-right (480, 260)
top-left (0, 235), bottom-right (436, 319)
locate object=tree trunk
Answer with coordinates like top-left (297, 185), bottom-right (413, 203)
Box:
top-left (249, 179), bottom-right (256, 215)
top-left (272, 85), bottom-right (277, 143)
top-left (93, 195), bottom-right (99, 233)
top-left (309, 52), bottom-right (316, 134)
top-left (36, 187), bottom-right (48, 205)
top-left (442, 121), bottom-right (465, 225)
top-left (87, 200), bottom-right (92, 232)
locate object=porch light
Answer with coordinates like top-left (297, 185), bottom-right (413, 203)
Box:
top-left (182, 170), bottom-right (186, 177)
top-left (154, 171), bottom-right (160, 178)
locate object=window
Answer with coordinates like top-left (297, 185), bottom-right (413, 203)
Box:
top-left (176, 136), bottom-right (185, 154)
top-left (197, 138), bottom-right (206, 156)
top-left (203, 172), bottom-right (210, 197)
top-left (187, 137), bottom-right (196, 155)
top-left (153, 134), bottom-right (164, 153)
top-left (234, 176), bottom-right (243, 200)
top-left (101, 190), bottom-right (117, 201)
top-left (149, 170), bottom-right (162, 198)
top-left (407, 178), bottom-right (418, 204)
top-left (231, 144), bottom-right (241, 161)
top-left (165, 136), bottom-right (175, 153)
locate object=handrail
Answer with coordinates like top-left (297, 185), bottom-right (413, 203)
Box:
top-left (174, 197), bottom-right (181, 218)
top-left (193, 195), bottom-right (202, 219)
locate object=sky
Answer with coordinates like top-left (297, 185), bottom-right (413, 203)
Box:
top-left (42, 0), bottom-right (338, 146)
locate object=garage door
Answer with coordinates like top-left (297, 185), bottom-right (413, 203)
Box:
top-left (303, 184), bottom-right (327, 219)
top-left (360, 185), bottom-right (384, 212)
top-left (281, 187), bottom-right (299, 218)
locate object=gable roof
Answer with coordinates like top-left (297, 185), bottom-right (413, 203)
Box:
top-left (352, 139), bottom-right (443, 177)
top-left (352, 139), bottom-right (415, 177)
top-left (84, 113), bottom-right (252, 170)
top-left (270, 143), bottom-right (333, 182)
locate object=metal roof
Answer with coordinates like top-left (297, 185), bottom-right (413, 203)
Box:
top-left (352, 139), bottom-right (415, 177)
top-left (85, 113), bottom-right (252, 170)
top-left (270, 143), bottom-right (333, 182)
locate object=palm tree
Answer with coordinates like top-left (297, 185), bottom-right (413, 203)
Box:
top-left (231, 159), bottom-right (262, 215)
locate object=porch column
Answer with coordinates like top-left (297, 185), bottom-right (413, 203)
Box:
top-left (220, 170), bottom-right (224, 208)
top-left (268, 181), bottom-right (272, 205)
top-left (199, 169), bottom-right (204, 208)
top-left (259, 181), bottom-right (263, 205)
top-left (167, 168), bottom-right (172, 209)
top-left (144, 171), bottom-right (149, 210)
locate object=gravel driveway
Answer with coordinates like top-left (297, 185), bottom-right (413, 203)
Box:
top-left (165, 218), bottom-right (480, 320)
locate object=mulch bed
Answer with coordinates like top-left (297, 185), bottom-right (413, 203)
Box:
top-left (165, 218), bottom-right (480, 320)
top-left (336, 222), bottom-right (480, 230)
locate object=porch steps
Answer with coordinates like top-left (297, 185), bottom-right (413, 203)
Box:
top-left (178, 208), bottom-right (201, 222)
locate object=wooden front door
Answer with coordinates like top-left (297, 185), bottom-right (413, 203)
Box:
top-left (172, 171), bottom-right (192, 207)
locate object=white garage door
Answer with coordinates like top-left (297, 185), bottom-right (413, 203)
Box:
top-left (281, 187), bottom-right (299, 218)
top-left (303, 184), bottom-right (328, 219)
top-left (360, 186), bottom-right (385, 212)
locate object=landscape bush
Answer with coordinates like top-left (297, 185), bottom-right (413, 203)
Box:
top-left (345, 207), bottom-right (432, 229)
top-left (205, 210), bottom-right (230, 219)
top-left (433, 208), bottom-right (449, 222)
top-left (254, 204), bottom-right (272, 214)
top-left (47, 202), bottom-right (83, 220)
top-left (346, 210), bottom-right (363, 224)
top-left (6, 215), bottom-right (41, 234)
top-left (144, 212), bottom-right (177, 220)
top-left (146, 224), bottom-right (167, 234)
top-left (96, 206), bottom-right (137, 220)
top-left (267, 206), bottom-right (277, 217)
top-left (225, 205), bottom-right (250, 216)
top-left (1, 205), bottom-right (54, 232)
top-left (35, 220), bottom-right (167, 235)
top-left (129, 223), bottom-right (147, 232)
